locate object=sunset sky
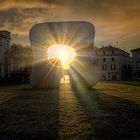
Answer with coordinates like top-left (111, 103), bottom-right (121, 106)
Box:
top-left (0, 0), bottom-right (140, 52)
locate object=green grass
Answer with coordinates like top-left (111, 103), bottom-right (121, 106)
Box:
top-left (0, 85), bottom-right (31, 104)
top-left (0, 81), bottom-right (140, 140)
top-left (94, 81), bottom-right (140, 105)
top-left (0, 85), bottom-right (59, 139)
top-left (70, 80), bottom-right (140, 140)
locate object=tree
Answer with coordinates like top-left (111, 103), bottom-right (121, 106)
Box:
top-left (9, 43), bottom-right (33, 72)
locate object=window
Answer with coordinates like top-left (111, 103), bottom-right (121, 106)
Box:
top-left (103, 51), bottom-right (105, 55)
top-left (136, 54), bottom-right (140, 59)
top-left (111, 64), bottom-right (116, 70)
top-left (103, 58), bottom-right (106, 62)
top-left (136, 62), bottom-right (140, 68)
top-left (112, 51), bottom-right (114, 54)
top-left (96, 58), bottom-right (98, 62)
top-left (137, 72), bottom-right (140, 77)
top-left (102, 64), bottom-right (107, 70)
top-left (112, 57), bottom-right (115, 62)
top-left (108, 74), bottom-right (110, 78)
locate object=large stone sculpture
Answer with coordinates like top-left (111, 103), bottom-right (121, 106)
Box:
top-left (29, 21), bottom-right (99, 89)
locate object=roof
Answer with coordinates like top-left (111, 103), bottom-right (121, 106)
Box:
top-left (0, 30), bottom-right (11, 39)
top-left (97, 45), bottom-right (129, 53)
top-left (0, 30), bottom-right (10, 33)
top-left (131, 48), bottom-right (140, 52)
top-left (96, 45), bottom-right (130, 57)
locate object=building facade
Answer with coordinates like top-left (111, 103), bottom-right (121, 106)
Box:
top-left (131, 48), bottom-right (140, 80)
top-left (96, 46), bottom-right (132, 80)
top-left (0, 30), bottom-right (11, 80)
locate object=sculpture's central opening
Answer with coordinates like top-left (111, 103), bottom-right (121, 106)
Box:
top-left (47, 44), bottom-right (76, 69)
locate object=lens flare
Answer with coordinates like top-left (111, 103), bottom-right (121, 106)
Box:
top-left (47, 45), bottom-right (76, 69)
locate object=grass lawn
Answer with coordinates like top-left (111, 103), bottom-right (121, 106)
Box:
top-left (0, 80), bottom-right (140, 140)
top-left (0, 85), bottom-right (59, 139)
top-left (94, 81), bottom-right (140, 105)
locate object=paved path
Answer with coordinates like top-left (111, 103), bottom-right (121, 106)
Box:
top-left (59, 75), bottom-right (95, 139)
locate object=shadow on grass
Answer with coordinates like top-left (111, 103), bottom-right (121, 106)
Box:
top-left (0, 88), bottom-right (59, 140)
top-left (70, 79), bottom-right (140, 140)
top-left (92, 88), bottom-right (118, 91)
top-left (105, 81), bottom-right (140, 87)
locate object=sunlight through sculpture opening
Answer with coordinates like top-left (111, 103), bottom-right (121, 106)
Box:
top-left (47, 45), bottom-right (76, 69)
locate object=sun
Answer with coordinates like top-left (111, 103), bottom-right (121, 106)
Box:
top-left (47, 45), bottom-right (76, 69)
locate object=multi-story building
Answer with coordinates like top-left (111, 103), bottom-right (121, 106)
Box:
top-left (131, 48), bottom-right (140, 80)
top-left (0, 30), bottom-right (32, 84)
top-left (0, 30), bottom-right (11, 80)
top-left (96, 45), bottom-right (132, 80)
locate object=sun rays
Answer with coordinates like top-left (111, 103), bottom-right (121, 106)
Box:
top-left (47, 44), bottom-right (76, 69)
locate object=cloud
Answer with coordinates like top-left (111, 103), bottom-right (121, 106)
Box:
top-left (0, 0), bottom-right (55, 9)
top-left (0, 4), bottom-right (63, 34)
top-left (0, 0), bottom-right (140, 51)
